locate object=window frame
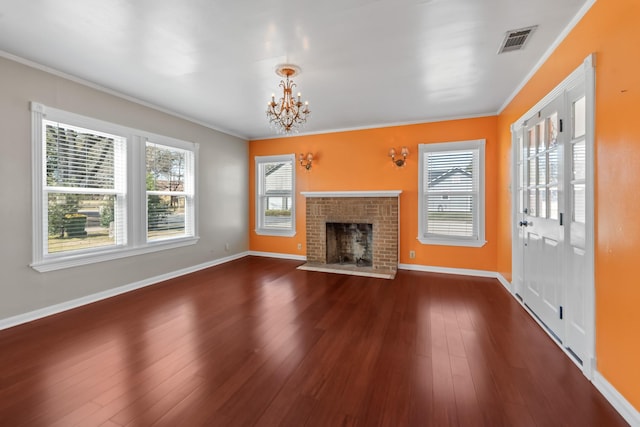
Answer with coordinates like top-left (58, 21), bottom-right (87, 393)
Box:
top-left (31, 102), bottom-right (199, 272)
top-left (145, 140), bottom-right (196, 242)
top-left (255, 154), bottom-right (296, 237)
top-left (418, 139), bottom-right (486, 247)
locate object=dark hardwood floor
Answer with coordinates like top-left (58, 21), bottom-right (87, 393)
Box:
top-left (0, 256), bottom-right (627, 426)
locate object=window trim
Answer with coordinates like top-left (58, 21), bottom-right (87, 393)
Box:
top-left (31, 102), bottom-right (199, 272)
top-left (255, 154), bottom-right (296, 237)
top-left (145, 140), bottom-right (196, 242)
top-left (418, 139), bottom-right (486, 247)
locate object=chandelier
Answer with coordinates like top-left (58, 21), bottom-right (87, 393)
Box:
top-left (266, 64), bottom-right (310, 133)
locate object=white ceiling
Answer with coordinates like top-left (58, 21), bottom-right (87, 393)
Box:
top-left (0, 0), bottom-right (588, 140)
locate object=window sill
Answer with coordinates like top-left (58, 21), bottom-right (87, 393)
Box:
top-left (417, 236), bottom-right (487, 248)
top-left (254, 228), bottom-right (296, 237)
top-left (31, 236), bottom-right (199, 272)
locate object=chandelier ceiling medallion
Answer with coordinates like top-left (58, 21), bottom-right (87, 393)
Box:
top-left (266, 64), bottom-right (310, 133)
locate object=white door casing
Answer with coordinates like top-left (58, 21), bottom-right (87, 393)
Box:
top-left (510, 54), bottom-right (595, 378)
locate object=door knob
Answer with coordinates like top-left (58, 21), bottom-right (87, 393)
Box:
top-left (519, 220), bottom-right (530, 227)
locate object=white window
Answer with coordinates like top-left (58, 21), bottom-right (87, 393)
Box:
top-left (255, 154), bottom-right (295, 236)
top-left (42, 119), bottom-right (127, 255)
top-left (146, 141), bottom-right (195, 241)
top-left (418, 139), bottom-right (486, 247)
top-left (31, 103), bottom-right (198, 272)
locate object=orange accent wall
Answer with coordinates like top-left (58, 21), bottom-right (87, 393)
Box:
top-left (497, 0), bottom-right (640, 411)
top-left (250, 0), bottom-right (640, 411)
top-left (250, 116), bottom-right (498, 272)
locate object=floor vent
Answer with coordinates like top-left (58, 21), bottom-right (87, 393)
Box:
top-left (498, 26), bottom-right (537, 54)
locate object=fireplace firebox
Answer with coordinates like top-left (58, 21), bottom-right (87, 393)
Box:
top-left (326, 222), bottom-right (373, 267)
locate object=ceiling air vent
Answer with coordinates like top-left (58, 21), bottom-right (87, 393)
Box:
top-left (498, 26), bottom-right (538, 54)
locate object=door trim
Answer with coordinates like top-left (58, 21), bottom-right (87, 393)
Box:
top-left (510, 54), bottom-right (595, 379)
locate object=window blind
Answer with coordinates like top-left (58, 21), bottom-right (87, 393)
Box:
top-left (43, 120), bottom-right (126, 254)
top-left (422, 148), bottom-right (479, 239)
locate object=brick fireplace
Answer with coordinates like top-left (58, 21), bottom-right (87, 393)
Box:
top-left (298, 191), bottom-right (401, 279)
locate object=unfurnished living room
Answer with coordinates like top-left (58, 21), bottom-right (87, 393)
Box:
top-left (0, 0), bottom-right (638, 426)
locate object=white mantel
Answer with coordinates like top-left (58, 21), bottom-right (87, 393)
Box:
top-left (301, 190), bottom-right (402, 198)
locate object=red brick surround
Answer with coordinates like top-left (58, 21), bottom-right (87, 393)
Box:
top-left (303, 192), bottom-right (400, 276)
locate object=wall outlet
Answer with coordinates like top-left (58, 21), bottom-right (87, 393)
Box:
top-left (297, 243), bottom-right (302, 250)
top-left (409, 250), bottom-right (416, 259)
top-left (225, 242), bottom-right (230, 251)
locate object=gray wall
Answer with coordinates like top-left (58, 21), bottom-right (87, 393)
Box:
top-left (0, 56), bottom-right (249, 320)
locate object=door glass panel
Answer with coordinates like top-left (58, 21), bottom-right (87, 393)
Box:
top-left (573, 96), bottom-right (586, 138)
top-left (573, 183), bottom-right (586, 223)
top-left (548, 112), bottom-right (559, 147)
top-left (548, 148), bottom-right (559, 183)
top-left (538, 154), bottom-right (547, 185)
top-left (549, 186), bottom-right (558, 220)
top-left (529, 189), bottom-right (537, 217)
top-left (539, 188), bottom-right (547, 218)
top-left (528, 128), bottom-right (535, 157)
top-left (573, 141), bottom-right (586, 180)
top-left (537, 121), bottom-right (546, 152)
top-left (528, 158), bottom-right (536, 186)
top-left (519, 162), bottom-right (524, 191)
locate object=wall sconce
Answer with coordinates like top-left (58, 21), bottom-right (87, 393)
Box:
top-left (299, 152), bottom-right (314, 170)
top-left (389, 146), bottom-right (409, 167)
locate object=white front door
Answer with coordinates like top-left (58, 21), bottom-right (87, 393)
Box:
top-left (512, 56), bottom-right (594, 370)
top-left (521, 96), bottom-right (565, 341)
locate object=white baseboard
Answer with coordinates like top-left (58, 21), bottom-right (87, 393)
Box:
top-left (248, 251), bottom-right (307, 261)
top-left (398, 263), bottom-right (514, 293)
top-left (496, 272), bottom-right (513, 293)
top-left (398, 263), bottom-right (497, 279)
top-left (0, 252), bottom-right (249, 332)
top-left (594, 371), bottom-right (640, 427)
